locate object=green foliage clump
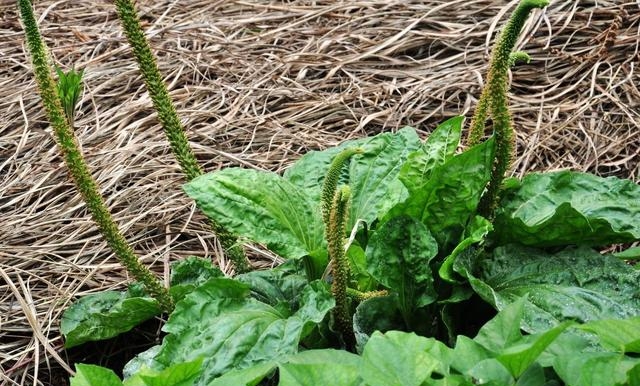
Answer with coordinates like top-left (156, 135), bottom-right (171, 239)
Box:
top-left (17, 0), bottom-right (640, 384)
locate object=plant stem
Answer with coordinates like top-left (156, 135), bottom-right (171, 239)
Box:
top-left (473, 0), bottom-right (549, 218)
top-left (18, 0), bottom-right (173, 312)
top-left (112, 0), bottom-right (249, 273)
top-left (327, 186), bottom-right (356, 351)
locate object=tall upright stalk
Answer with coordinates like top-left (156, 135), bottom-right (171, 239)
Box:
top-left (18, 0), bottom-right (173, 312)
top-left (468, 0), bottom-right (549, 218)
top-left (327, 186), bottom-right (356, 351)
top-left (112, 0), bottom-right (249, 273)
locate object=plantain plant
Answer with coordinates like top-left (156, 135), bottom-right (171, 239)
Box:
top-left (112, 0), bottom-right (249, 273)
top-left (17, 0), bottom-right (640, 384)
top-left (18, 0), bottom-right (173, 312)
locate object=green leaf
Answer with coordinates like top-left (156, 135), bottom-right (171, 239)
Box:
top-left (184, 168), bottom-right (325, 260)
top-left (61, 289), bottom-right (161, 348)
top-left (392, 137), bottom-right (495, 248)
top-left (474, 297), bottom-right (527, 352)
top-left (285, 129), bottom-right (420, 224)
top-left (278, 349), bottom-right (363, 386)
top-left (170, 256), bottom-right (223, 286)
top-left (284, 138), bottom-right (369, 204)
top-left (366, 216), bottom-right (439, 325)
top-left (439, 216), bottom-right (492, 283)
top-left (497, 322), bottom-right (572, 377)
top-left (614, 246), bottom-right (640, 261)
top-left (399, 116), bottom-right (463, 193)
top-left (459, 245), bottom-right (640, 333)
top-left (514, 363), bottom-right (546, 386)
top-left (152, 278), bottom-right (334, 382)
top-left (207, 362), bottom-right (276, 386)
top-left (360, 331), bottom-right (451, 386)
top-left (169, 256), bottom-right (223, 301)
top-left (577, 317), bottom-right (640, 353)
top-left (55, 67), bottom-right (83, 126)
top-left (124, 359), bottom-right (203, 386)
top-left (353, 296), bottom-right (405, 353)
top-left (552, 352), bottom-right (637, 386)
top-left (345, 127), bottom-right (422, 228)
top-left (494, 171), bottom-right (640, 247)
top-left (346, 244), bottom-right (377, 292)
top-left (467, 359), bottom-right (514, 386)
top-left (71, 364), bottom-right (122, 386)
top-left (451, 336), bottom-right (494, 374)
top-left (236, 265), bottom-right (308, 308)
top-left (627, 363), bottom-right (640, 386)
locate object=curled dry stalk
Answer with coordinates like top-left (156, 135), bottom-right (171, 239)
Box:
top-left (327, 186), bottom-right (356, 351)
top-left (467, 0), bottom-right (549, 219)
top-left (112, 0), bottom-right (249, 273)
top-left (18, 0), bottom-right (174, 312)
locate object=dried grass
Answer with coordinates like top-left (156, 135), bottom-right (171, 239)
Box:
top-left (1, 0), bottom-right (638, 384)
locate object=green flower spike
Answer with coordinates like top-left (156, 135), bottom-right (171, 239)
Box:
top-left (346, 288), bottom-right (388, 303)
top-left (112, 0), bottom-right (249, 272)
top-left (327, 185), bottom-right (356, 351)
top-left (468, 0), bottom-right (549, 218)
top-left (508, 51), bottom-right (532, 67)
top-left (18, 0), bottom-right (173, 312)
top-left (321, 147), bottom-right (363, 225)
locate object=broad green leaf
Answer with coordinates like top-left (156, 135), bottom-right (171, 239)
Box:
top-left (61, 288), bottom-right (161, 348)
top-left (494, 171), bottom-right (640, 247)
top-left (236, 265), bottom-right (308, 308)
top-left (361, 331), bottom-right (451, 386)
top-left (391, 137), bottom-right (495, 248)
top-left (474, 297), bottom-right (527, 352)
top-left (284, 137), bottom-right (369, 203)
top-left (123, 346), bottom-right (164, 379)
top-left (346, 127), bottom-right (422, 228)
top-left (467, 359), bottom-right (514, 386)
top-left (439, 216), bottom-right (492, 283)
top-left (514, 363), bottom-right (546, 386)
top-left (346, 244), bottom-right (377, 292)
top-left (451, 336), bottom-right (494, 374)
top-left (124, 359), bottom-right (203, 386)
top-left (577, 317), bottom-right (640, 353)
top-left (552, 352), bottom-right (637, 386)
top-left (534, 330), bottom-right (595, 368)
top-left (627, 363), bottom-right (640, 386)
top-left (497, 322), bottom-right (572, 377)
top-left (352, 296), bottom-right (405, 353)
top-left (207, 362), bottom-right (276, 386)
top-left (278, 349), bottom-right (363, 386)
top-left (71, 364), bottom-right (122, 386)
top-left (399, 116), bottom-right (463, 193)
top-left (366, 216), bottom-right (439, 325)
top-left (458, 245), bottom-right (640, 333)
top-left (153, 278), bottom-right (334, 383)
top-left (184, 168), bottom-right (325, 260)
top-left (170, 256), bottom-right (223, 286)
top-left (285, 128), bottom-right (421, 226)
top-left (169, 256), bottom-right (223, 301)
top-left (614, 246), bottom-right (640, 260)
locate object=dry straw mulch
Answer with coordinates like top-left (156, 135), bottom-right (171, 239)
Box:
top-left (1, 0), bottom-right (639, 384)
